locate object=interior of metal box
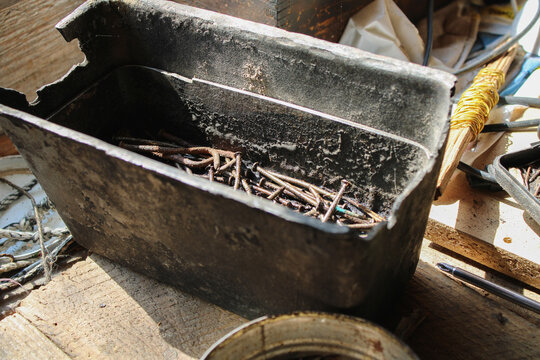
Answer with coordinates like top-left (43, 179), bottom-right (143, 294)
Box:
top-left (47, 65), bottom-right (429, 215)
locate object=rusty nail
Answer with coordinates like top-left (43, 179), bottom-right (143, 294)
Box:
top-left (265, 169), bottom-right (333, 198)
top-left (241, 179), bottom-right (252, 195)
top-left (208, 167), bottom-right (214, 182)
top-left (309, 186), bottom-right (325, 211)
top-left (347, 222), bottom-right (377, 229)
top-left (344, 196), bottom-right (385, 222)
top-left (335, 207), bottom-right (364, 220)
top-left (304, 208), bottom-right (319, 217)
top-left (256, 166), bottom-right (318, 207)
top-left (253, 185), bottom-right (271, 196)
top-left (341, 213), bottom-right (368, 224)
top-left (217, 157), bottom-right (236, 173)
top-left (267, 186), bottom-right (285, 200)
top-left (321, 180), bottom-right (349, 223)
top-left (524, 166), bottom-right (532, 190)
top-left (529, 169), bottom-right (540, 183)
top-left (253, 185), bottom-right (289, 207)
top-left (209, 149), bottom-right (220, 170)
top-left (233, 153), bottom-right (241, 190)
top-left (163, 153), bottom-right (214, 168)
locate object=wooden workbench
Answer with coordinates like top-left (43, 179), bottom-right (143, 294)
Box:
top-left (0, 1), bottom-right (539, 359)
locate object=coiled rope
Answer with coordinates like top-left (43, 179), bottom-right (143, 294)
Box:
top-left (0, 179), bottom-right (37, 211)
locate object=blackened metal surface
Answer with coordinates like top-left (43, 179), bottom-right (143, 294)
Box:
top-left (0, 0), bottom-right (455, 319)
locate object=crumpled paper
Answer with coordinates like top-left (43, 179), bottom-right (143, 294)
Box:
top-left (339, 0), bottom-right (424, 64)
top-left (340, 0), bottom-right (479, 72)
top-left (417, 1), bottom-right (480, 71)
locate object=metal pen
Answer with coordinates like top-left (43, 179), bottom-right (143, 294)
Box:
top-left (437, 263), bottom-right (540, 314)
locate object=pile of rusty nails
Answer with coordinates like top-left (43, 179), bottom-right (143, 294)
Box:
top-left (514, 162), bottom-right (540, 198)
top-left (118, 131), bottom-right (385, 229)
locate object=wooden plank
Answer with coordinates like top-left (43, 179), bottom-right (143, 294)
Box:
top-left (404, 241), bottom-right (540, 359)
top-left (15, 254), bottom-right (245, 359)
top-left (277, 0), bottom-right (373, 42)
top-left (0, 0), bottom-right (21, 12)
top-left (0, 0), bottom-right (85, 101)
top-left (0, 313), bottom-right (71, 360)
top-left (0, 0), bottom-right (456, 101)
top-left (1, 2), bottom-right (539, 359)
top-left (426, 218), bottom-right (540, 288)
top-left (171, 0), bottom-right (277, 25)
top-left (8, 244), bottom-right (539, 360)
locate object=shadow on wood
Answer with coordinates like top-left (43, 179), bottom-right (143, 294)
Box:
top-left (11, 250), bottom-right (540, 359)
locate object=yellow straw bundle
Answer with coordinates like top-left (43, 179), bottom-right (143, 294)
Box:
top-left (450, 68), bottom-right (505, 136)
top-left (435, 46), bottom-right (518, 198)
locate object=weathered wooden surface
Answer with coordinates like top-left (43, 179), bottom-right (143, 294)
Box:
top-left (276, 0), bottom-right (372, 42)
top-left (0, 313), bottom-right (71, 360)
top-left (277, 0), bottom-right (453, 42)
top-left (1, 241), bottom-right (537, 360)
top-left (405, 244), bottom-right (540, 359)
top-left (14, 254), bottom-right (245, 359)
top-left (426, 218), bottom-right (540, 288)
top-left (0, 0), bottom-right (85, 101)
top-left (172, 0), bottom-right (276, 25)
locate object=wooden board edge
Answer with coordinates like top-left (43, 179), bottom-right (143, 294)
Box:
top-left (425, 218), bottom-right (540, 289)
top-left (0, 313), bottom-right (71, 359)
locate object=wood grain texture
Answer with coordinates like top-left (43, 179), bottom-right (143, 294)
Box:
top-left (405, 250), bottom-right (540, 360)
top-left (0, 0), bottom-right (455, 100)
top-left (0, 0), bottom-right (85, 101)
top-left (417, 239), bottom-right (540, 326)
top-left (4, 243), bottom-right (537, 360)
top-left (171, 0), bottom-right (277, 25)
top-left (15, 254), bottom-right (245, 359)
top-left (277, 0), bottom-right (372, 42)
top-left (401, 240), bottom-right (540, 360)
top-left (0, 0), bottom-right (21, 12)
top-left (0, 313), bottom-right (71, 360)
top-left (427, 218), bottom-right (540, 289)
